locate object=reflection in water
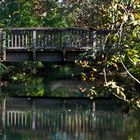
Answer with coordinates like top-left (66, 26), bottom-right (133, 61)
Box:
top-left (1, 77), bottom-right (86, 97)
top-left (1, 64), bottom-right (87, 97)
top-left (0, 98), bottom-right (140, 140)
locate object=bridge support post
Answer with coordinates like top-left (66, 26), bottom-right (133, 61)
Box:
top-left (32, 30), bottom-right (37, 61)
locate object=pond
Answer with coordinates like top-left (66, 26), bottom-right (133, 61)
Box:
top-left (0, 64), bottom-right (140, 140)
top-left (0, 97), bottom-right (140, 140)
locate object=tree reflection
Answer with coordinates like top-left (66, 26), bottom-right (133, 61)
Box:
top-left (1, 63), bottom-right (85, 97)
top-left (1, 75), bottom-right (45, 96)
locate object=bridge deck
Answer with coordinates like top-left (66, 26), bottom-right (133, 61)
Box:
top-left (0, 28), bottom-right (107, 62)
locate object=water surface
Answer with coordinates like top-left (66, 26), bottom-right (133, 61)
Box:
top-left (0, 97), bottom-right (139, 140)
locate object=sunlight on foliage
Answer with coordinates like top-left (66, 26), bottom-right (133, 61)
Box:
top-left (105, 81), bottom-right (126, 100)
top-left (74, 0), bottom-right (140, 111)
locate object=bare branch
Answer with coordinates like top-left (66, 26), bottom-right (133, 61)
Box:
top-left (111, 91), bottom-right (129, 103)
top-left (103, 67), bottom-right (107, 84)
top-left (121, 60), bottom-right (140, 84)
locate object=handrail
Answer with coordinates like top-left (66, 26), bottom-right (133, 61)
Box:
top-left (1, 27), bottom-right (106, 30)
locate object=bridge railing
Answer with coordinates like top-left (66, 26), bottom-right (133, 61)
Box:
top-left (1, 28), bottom-right (108, 50)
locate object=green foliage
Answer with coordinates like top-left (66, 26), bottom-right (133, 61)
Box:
top-left (2, 76), bottom-right (45, 96)
top-left (41, 1), bottom-right (71, 27)
top-left (10, 61), bottom-right (44, 77)
top-left (63, 0), bottom-right (110, 28)
top-left (0, 0), bottom-right (39, 27)
top-left (0, 62), bottom-right (44, 96)
top-left (74, 0), bottom-right (140, 111)
top-left (0, 0), bottom-right (71, 27)
top-left (4, 62), bottom-right (45, 96)
top-left (0, 63), bottom-right (7, 76)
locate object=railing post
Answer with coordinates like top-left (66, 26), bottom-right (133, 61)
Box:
top-left (62, 29), bottom-right (67, 62)
top-left (32, 30), bottom-right (37, 61)
top-left (59, 29), bottom-right (63, 48)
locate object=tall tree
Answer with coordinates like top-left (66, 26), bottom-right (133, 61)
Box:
top-left (73, 0), bottom-right (140, 110)
top-left (0, 0), bottom-right (71, 27)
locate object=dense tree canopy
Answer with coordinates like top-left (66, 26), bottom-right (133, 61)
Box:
top-left (0, 0), bottom-right (71, 27)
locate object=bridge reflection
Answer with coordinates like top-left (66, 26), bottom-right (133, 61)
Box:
top-left (0, 97), bottom-right (125, 140)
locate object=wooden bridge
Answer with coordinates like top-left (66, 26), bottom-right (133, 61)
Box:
top-left (0, 28), bottom-right (107, 62)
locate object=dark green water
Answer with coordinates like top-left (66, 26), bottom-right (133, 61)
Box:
top-left (0, 97), bottom-right (140, 140)
top-left (0, 65), bottom-right (140, 140)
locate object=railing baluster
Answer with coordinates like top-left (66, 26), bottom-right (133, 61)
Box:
top-left (36, 30), bottom-right (39, 48)
top-left (84, 29), bottom-right (87, 48)
top-left (28, 30), bottom-right (31, 49)
top-left (44, 30), bottom-right (47, 48)
top-left (7, 35), bottom-right (10, 48)
top-left (90, 30), bottom-right (93, 49)
top-left (77, 29), bottom-right (80, 48)
top-left (22, 32), bottom-right (24, 48)
top-left (54, 30), bottom-right (57, 48)
top-left (39, 30), bottom-right (41, 48)
top-left (60, 29), bottom-right (62, 48)
top-left (87, 29), bottom-right (90, 48)
top-left (44, 30), bottom-right (46, 48)
top-left (54, 29), bottom-right (57, 48)
top-left (48, 31), bottom-right (51, 47)
top-left (51, 30), bottom-right (53, 48)
top-left (72, 29), bottom-right (75, 47)
top-left (42, 30), bottom-right (45, 48)
top-left (46, 31), bottom-right (49, 48)
top-left (18, 31), bottom-right (20, 48)
top-left (50, 31), bottom-right (52, 48)
top-left (57, 29), bottom-right (60, 48)
top-left (25, 31), bottom-right (27, 48)
top-left (11, 34), bottom-right (13, 48)
top-left (15, 33), bottom-right (17, 48)
top-left (57, 29), bottom-right (59, 48)
top-left (38, 30), bottom-right (40, 48)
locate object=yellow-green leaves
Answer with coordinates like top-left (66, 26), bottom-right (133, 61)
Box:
top-left (127, 49), bottom-right (140, 65)
top-left (105, 81), bottom-right (126, 100)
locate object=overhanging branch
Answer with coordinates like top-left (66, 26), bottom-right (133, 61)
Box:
top-left (121, 60), bottom-right (140, 84)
